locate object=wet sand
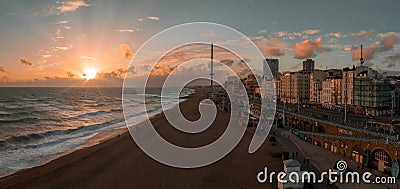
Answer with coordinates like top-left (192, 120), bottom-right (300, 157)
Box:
top-left (0, 88), bottom-right (283, 189)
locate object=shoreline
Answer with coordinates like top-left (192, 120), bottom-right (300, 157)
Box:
top-left (0, 88), bottom-right (194, 179)
top-left (0, 88), bottom-right (283, 189)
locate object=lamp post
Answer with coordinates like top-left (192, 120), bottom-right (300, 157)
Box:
top-left (344, 93), bottom-right (347, 123)
top-left (392, 91), bottom-right (395, 118)
top-left (283, 99), bottom-right (286, 127)
top-left (297, 96), bottom-right (300, 113)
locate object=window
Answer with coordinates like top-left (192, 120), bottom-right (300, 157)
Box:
top-left (375, 150), bottom-right (389, 164)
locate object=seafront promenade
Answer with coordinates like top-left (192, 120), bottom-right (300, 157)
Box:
top-left (277, 128), bottom-right (397, 189)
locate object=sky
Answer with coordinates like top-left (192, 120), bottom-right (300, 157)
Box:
top-left (0, 0), bottom-right (399, 86)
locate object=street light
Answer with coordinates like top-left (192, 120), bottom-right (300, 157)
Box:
top-left (297, 96), bottom-right (300, 113)
top-left (392, 91), bottom-right (395, 118)
top-left (283, 99), bottom-right (287, 127)
top-left (344, 92), bottom-right (347, 123)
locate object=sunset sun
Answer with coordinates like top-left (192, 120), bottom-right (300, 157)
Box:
top-left (82, 68), bottom-right (97, 80)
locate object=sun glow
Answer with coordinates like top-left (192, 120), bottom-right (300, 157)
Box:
top-left (82, 68), bottom-right (97, 80)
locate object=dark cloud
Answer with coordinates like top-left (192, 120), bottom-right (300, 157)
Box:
top-left (97, 72), bottom-right (119, 80)
top-left (0, 66), bottom-right (6, 73)
top-left (126, 66), bottom-right (137, 74)
top-left (384, 52), bottom-right (400, 63)
top-left (220, 59), bottom-right (235, 66)
top-left (19, 58), bottom-right (33, 66)
top-left (66, 71), bottom-right (77, 78)
top-left (93, 69), bottom-right (127, 80)
top-left (117, 68), bottom-right (126, 78)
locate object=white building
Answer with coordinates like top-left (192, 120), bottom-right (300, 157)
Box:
top-left (322, 77), bottom-right (342, 109)
top-left (341, 66), bottom-right (356, 105)
top-left (280, 71), bottom-right (310, 104)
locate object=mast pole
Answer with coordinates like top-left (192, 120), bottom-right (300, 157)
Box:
top-left (210, 43), bottom-right (214, 89)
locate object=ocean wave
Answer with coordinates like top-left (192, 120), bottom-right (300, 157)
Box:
top-left (1, 110), bottom-right (42, 118)
top-left (71, 108), bottom-right (122, 119)
top-left (82, 103), bottom-right (106, 107)
top-left (4, 105), bottom-right (34, 110)
top-left (0, 117), bottom-right (40, 124)
top-left (0, 117), bottom-right (126, 150)
top-left (72, 110), bottom-right (110, 119)
top-left (6, 133), bottom-right (44, 145)
top-left (0, 111), bottom-right (11, 115)
top-left (0, 87), bottom-right (194, 178)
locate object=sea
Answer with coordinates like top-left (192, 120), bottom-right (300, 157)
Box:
top-left (0, 87), bottom-right (193, 178)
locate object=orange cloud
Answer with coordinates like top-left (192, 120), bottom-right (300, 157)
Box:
top-left (294, 37), bottom-right (330, 59)
top-left (150, 65), bottom-right (177, 77)
top-left (352, 34), bottom-right (399, 62)
top-left (258, 29), bottom-right (267, 34)
top-left (55, 20), bottom-right (68, 24)
top-left (352, 45), bottom-right (376, 61)
top-left (115, 28), bottom-right (141, 33)
top-left (201, 31), bottom-right (217, 38)
top-left (262, 48), bottom-right (284, 57)
top-left (303, 29), bottom-right (320, 35)
top-left (58, 0), bottom-right (91, 13)
top-left (378, 34), bottom-right (399, 52)
top-left (256, 38), bottom-right (285, 57)
top-left (119, 44), bottom-right (133, 59)
top-left (351, 30), bottom-right (374, 42)
top-left (80, 56), bottom-right (96, 60)
top-left (324, 32), bottom-right (343, 38)
top-left (147, 16), bottom-right (160, 21)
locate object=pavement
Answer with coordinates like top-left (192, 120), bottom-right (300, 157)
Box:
top-left (272, 129), bottom-right (335, 189)
top-left (277, 128), bottom-right (398, 189)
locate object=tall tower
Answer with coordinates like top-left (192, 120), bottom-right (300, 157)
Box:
top-left (360, 44), bottom-right (364, 65)
top-left (302, 59), bottom-right (315, 73)
top-left (264, 58), bottom-right (279, 79)
top-left (210, 43), bottom-right (214, 89)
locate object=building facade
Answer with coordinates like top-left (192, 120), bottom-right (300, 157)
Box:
top-left (310, 69), bottom-right (329, 104)
top-left (322, 77), bottom-right (342, 109)
top-left (341, 66), bottom-right (356, 105)
top-left (280, 71), bottom-right (310, 104)
top-left (353, 67), bottom-right (392, 116)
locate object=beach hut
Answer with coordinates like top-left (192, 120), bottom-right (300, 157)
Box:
top-left (278, 159), bottom-right (306, 189)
